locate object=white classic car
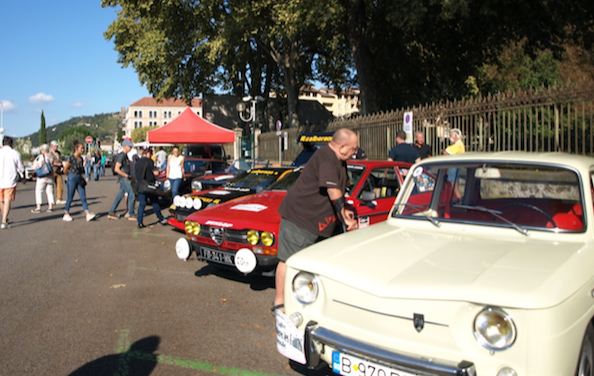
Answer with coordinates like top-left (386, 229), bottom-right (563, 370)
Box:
top-left (278, 152), bottom-right (594, 376)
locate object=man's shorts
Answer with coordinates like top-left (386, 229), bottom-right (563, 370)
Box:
top-left (0, 187), bottom-right (16, 201)
top-left (277, 217), bottom-right (321, 262)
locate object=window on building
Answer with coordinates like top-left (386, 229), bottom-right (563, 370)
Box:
top-left (134, 111), bottom-right (138, 118)
top-left (139, 111), bottom-right (143, 118)
top-left (134, 121), bottom-right (138, 129)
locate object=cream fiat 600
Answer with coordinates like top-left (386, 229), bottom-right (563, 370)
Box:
top-left (278, 152), bottom-right (594, 376)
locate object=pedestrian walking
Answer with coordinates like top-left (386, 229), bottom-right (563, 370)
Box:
top-left (273, 129), bottom-right (358, 314)
top-left (31, 144), bottom-right (55, 213)
top-left (84, 152), bottom-right (92, 181)
top-left (166, 146), bottom-right (184, 198)
top-left (155, 146), bottom-right (167, 170)
top-left (107, 140), bottom-right (136, 220)
top-left (0, 136), bottom-right (25, 229)
top-left (50, 140), bottom-right (66, 204)
top-left (135, 148), bottom-right (167, 229)
top-left (93, 149), bottom-right (101, 181)
top-left (62, 140), bottom-right (96, 222)
top-left (100, 153), bottom-right (106, 176)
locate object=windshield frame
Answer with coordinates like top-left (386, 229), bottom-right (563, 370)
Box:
top-left (393, 160), bottom-right (587, 234)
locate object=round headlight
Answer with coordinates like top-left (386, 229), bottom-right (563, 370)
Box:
top-left (192, 180), bottom-right (203, 191)
top-left (246, 230), bottom-right (259, 245)
top-left (261, 231), bottom-right (274, 246)
top-left (184, 221), bottom-right (193, 233)
top-left (474, 307), bottom-right (516, 351)
top-left (173, 195), bottom-right (182, 207)
top-left (192, 223), bottom-right (201, 235)
top-left (292, 272), bottom-right (319, 304)
top-left (164, 180), bottom-right (171, 190)
top-left (193, 198), bottom-right (202, 210)
top-left (185, 197), bottom-right (194, 208)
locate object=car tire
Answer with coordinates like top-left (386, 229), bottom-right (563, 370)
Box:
top-left (576, 323), bottom-right (594, 376)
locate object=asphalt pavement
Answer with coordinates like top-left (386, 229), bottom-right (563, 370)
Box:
top-left (0, 175), bottom-right (324, 376)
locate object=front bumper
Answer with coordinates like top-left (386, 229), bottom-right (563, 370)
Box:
top-left (304, 322), bottom-right (476, 376)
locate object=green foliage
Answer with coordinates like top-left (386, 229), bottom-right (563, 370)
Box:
top-left (39, 111), bottom-right (47, 145)
top-left (59, 126), bottom-right (96, 155)
top-left (131, 125), bottom-right (158, 143)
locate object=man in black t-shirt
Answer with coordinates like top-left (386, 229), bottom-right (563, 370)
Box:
top-left (107, 140), bottom-right (136, 220)
top-left (273, 128), bottom-right (358, 314)
top-left (413, 131), bottom-right (432, 159)
top-left (388, 130), bottom-right (421, 164)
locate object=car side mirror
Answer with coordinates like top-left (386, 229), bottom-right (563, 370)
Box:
top-left (361, 191), bottom-right (376, 202)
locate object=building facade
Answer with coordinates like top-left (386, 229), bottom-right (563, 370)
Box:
top-left (123, 97), bottom-right (203, 138)
top-left (298, 85), bottom-right (360, 118)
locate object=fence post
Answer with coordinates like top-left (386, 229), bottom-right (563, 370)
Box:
top-left (554, 105), bottom-right (560, 151)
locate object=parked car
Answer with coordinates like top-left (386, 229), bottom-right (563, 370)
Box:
top-left (190, 158), bottom-right (270, 192)
top-left (277, 152), bottom-right (594, 376)
top-left (157, 157), bottom-right (228, 201)
top-left (168, 166), bottom-right (294, 230)
top-left (24, 162), bottom-right (36, 180)
top-left (176, 160), bottom-right (412, 276)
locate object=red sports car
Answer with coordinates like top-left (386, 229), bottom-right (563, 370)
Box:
top-left (175, 160), bottom-right (412, 276)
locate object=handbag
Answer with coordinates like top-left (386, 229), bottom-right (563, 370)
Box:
top-left (78, 175), bottom-right (87, 188)
top-left (137, 160), bottom-right (160, 195)
top-left (35, 156), bottom-right (52, 178)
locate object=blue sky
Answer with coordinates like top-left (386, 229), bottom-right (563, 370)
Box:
top-left (0, 1), bottom-right (150, 138)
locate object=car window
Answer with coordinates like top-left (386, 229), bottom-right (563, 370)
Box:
top-left (184, 160), bottom-right (207, 174)
top-left (346, 164), bottom-right (366, 196)
top-left (268, 169), bottom-right (302, 190)
top-left (395, 162), bottom-right (585, 232)
top-left (357, 167), bottom-right (402, 199)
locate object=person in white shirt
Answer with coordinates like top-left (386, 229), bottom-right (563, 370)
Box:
top-left (155, 147), bottom-right (167, 170)
top-left (166, 146), bottom-right (185, 198)
top-left (0, 137), bottom-right (25, 229)
top-left (31, 144), bottom-right (55, 213)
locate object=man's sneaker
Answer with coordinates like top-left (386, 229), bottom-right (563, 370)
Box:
top-left (56, 200), bottom-right (66, 204)
top-left (63, 214), bottom-right (73, 222)
top-left (159, 218), bottom-right (169, 225)
top-left (107, 214), bottom-right (118, 220)
top-left (128, 216), bottom-right (137, 221)
top-left (124, 212), bottom-right (130, 218)
top-left (86, 213), bottom-right (97, 222)
top-left (0, 222), bottom-right (9, 229)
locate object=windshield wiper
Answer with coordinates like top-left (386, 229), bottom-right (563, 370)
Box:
top-left (452, 204), bottom-right (529, 236)
top-left (394, 202), bottom-right (440, 227)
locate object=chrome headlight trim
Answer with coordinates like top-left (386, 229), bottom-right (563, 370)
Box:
top-left (474, 306), bottom-right (517, 351)
top-left (292, 272), bottom-right (319, 304)
top-left (192, 180), bottom-right (203, 191)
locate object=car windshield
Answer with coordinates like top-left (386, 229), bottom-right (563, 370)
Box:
top-left (184, 160), bottom-right (226, 175)
top-left (227, 159), bottom-right (269, 174)
top-left (393, 162), bottom-right (585, 233)
top-left (268, 169), bottom-right (302, 190)
top-left (346, 164), bottom-right (367, 196)
top-left (226, 169), bottom-right (284, 189)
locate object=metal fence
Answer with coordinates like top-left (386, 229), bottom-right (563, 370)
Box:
top-left (258, 83), bottom-right (594, 162)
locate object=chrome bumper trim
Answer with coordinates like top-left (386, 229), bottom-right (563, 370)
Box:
top-left (305, 322), bottom-right (475, 376)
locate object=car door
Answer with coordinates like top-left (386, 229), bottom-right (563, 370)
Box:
top-left (350, 166), bottom-right (403, 227)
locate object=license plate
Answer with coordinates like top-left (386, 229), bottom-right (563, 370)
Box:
top-left (332, 351), bottom-right (416, 376)
top-left (199, 247), bottom-right (234, 266)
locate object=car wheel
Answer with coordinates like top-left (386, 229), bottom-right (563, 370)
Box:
top-left (576, 323), bottom-right (594, 376)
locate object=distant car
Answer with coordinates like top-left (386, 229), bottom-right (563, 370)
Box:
top-left (168, 166), bottom-right (294, 230)
top-left (277, 152), bottom-right (594, 376)
top-left (157, 157), bottom-right (229, 200)
top-left (176, 160), bottom-right (412, 276)
top-left (190, 158), bottom-right (270, 192)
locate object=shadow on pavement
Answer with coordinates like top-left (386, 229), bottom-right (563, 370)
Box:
top-left (67, 336), bottom-right (160, 376)
top-left (194, 264), bottom-right (275, 291)
top-left (290, 360), bottom-right (334, 376)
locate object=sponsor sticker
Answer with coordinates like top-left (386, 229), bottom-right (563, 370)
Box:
top-left (230, 204), bottom-right (268, 212)
top-left (209, 190), bottom-right (232, 195)
top-left (413, 167), bottom-right (423, 177)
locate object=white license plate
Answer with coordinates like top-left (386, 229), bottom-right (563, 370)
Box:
top-left (199, 247), bottom-right (234, 265)
top-left (332, 351), bottom-right (417, 376)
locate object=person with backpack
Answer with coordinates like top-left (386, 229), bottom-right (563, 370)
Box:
top-left (107, 140), bottom-right (136, 220)
top-left (31, 144), bottom-right (55, 213)
top-left (135, 148), bottom-right (167, 228)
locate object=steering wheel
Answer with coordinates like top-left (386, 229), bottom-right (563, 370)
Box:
top-left (497, 202), bottom-right (558, 228)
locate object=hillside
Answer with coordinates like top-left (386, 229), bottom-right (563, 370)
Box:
top-left (20, 111), bottom-right (125, 146)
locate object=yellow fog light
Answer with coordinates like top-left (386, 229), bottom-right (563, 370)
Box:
top-left (184, 221), bottom-right (193, 233)
top-left (247, 230), bottom-right (259, 245)
top-left (192, 223), bottom-right (201, 235)
top-left (474, 306), bottom-right (516, 351)
top-left (261, 231), bottom-right (274, 246)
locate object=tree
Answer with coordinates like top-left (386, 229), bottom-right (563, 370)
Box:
top-left (39, 111), bottom-right (47, 146)
top-left (131, 126), bottom-right (158, 143)
top-left (59, 126), bottom-right (96, 155)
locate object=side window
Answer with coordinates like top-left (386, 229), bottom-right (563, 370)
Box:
top-left (360, 167), bottom-right (401, 199)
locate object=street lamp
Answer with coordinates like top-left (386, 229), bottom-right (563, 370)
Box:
top-left (237, 95), bottom-right (265, 168)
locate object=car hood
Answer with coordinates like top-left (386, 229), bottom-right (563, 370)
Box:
top-left (192, 187), bottom-right (254, 202)
top-left (188, 191), bottom-right (287, 226)
top-left (288, 222), bottom-right (590, 309)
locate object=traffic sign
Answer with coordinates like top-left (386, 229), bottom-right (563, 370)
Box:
top-left (85, 136), bottom-right (93, 144)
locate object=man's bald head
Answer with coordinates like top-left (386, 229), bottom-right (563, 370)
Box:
top-left (329, 128), bottom-right (358, 161)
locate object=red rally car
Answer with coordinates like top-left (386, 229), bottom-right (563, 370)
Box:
top-left (175, 160), bottom-right (412, 276)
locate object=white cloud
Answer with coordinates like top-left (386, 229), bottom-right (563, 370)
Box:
top-left (28, 93), bottom-right (55, 105)
top-left (71, 102), bottom-right (85, 108)
top-left (1, 100), bottom-right (17, 112)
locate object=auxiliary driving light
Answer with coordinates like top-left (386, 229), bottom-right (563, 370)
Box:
top-left (261, 231), bottom-right (274, 246)
top-left (247, 230), bottom-right (259, 245)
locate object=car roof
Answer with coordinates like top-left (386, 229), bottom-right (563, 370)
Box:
top-left (418, 152), bottom-right (594, 170)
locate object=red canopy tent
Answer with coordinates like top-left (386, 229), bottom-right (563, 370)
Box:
top-left (147, 107), bottom-right (235, 144)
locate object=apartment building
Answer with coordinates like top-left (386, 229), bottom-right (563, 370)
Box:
top-left (123, 97), bottom-right (202, 137)
top-left (298, 85), bottom-right (360, 118)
